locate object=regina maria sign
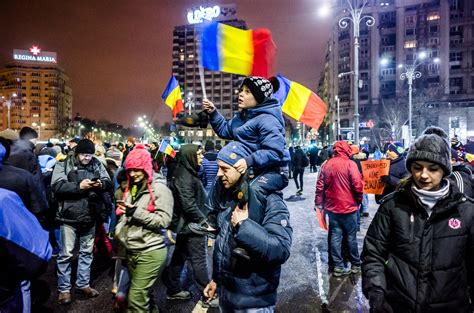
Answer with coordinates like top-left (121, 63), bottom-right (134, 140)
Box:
top-left (13, 45), bottom-right (57, 64)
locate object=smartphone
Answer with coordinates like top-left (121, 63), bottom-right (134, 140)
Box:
top-left (91, 177), bottom-right (100, 182)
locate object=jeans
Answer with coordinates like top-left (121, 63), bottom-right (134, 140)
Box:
top-left (167, 234), bottom-right (210, 295)
top-left (57, 224), bottom-right (95, 292)
top-left (327, 211), bottom-right (360, 268)
top-left (219, 290), bottom-right (275, 313)
top-left (293, 168), bottom-right (305, 191)
top-left (361, 194), bottom-right (369, 213)
top-left (0, 281), bottom-right (30, 313)
top-left (127, 248), bottom-right (167, 312)
top-left (249, 169), bottom-right (288, 222)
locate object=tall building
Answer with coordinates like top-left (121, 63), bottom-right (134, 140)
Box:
top-left (171, 4), bottom-right (246, 141)
top-left (0, 45), bottom-right (73, 140)
top-left (321, 0), bottom-right (474, 143)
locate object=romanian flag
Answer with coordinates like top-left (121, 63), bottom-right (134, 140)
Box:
top-left (273, 75), bottom-right (327, 130)
top-left (200, 22), bottom-right (276, 77)
top-left (161, 75), bottom-right (184, 118)
top-left (159, 140), bottom-right (176, 158)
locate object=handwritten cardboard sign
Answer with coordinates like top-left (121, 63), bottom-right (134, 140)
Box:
top-left (360, 160), bottom-right (390, 195)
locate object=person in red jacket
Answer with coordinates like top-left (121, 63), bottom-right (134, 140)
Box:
top-left (315, 140), bottom-right (363, 276)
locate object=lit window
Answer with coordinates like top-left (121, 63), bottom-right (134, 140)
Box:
top-left (427, 13), bottom-right (440, 21)
top-left (404, 40), bottom-right (417, 48)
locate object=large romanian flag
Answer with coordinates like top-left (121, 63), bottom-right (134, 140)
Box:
top-left (200, 22), bottom-right (276, 77)
top-left (159, 140), bottom-right (176, 158)
top-left (273, 74), bottom-right (327, 130)
top-left (161, 75), bottom-right (184, 118)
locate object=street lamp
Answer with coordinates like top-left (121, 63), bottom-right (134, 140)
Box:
top-left (186, 91), bottom-right (195, 115)
top-left (397, 52), bottom-right (438, 146)
top-left (337, 0), bottom-right (375, 145)
top-left (1, 93), bottom-right (17, 129)
top-left (32, 122), bottom-right (46, 140)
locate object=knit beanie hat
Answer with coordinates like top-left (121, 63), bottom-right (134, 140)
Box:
top-left (0, 129), bottom-right (19, 141)
top-left (19, 126), bottom-right (38, 140)
top-left (75, 139), bottom-right (95, 155)
top-left (106, 146), bottom-right (123, 167)
top-left (406, 126), bottom-right (452, 176)
top-left (217, 142), bottom-right (252, 167)
top-left (240, 76), bottom-right (273, 104)
top-left (388, 142), bottom-right (405, 156)
top-left (124, 144), bottom-right (155, 212)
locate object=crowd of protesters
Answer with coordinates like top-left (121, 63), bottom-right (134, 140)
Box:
top-left (2, 77), bottom-right (474, 312)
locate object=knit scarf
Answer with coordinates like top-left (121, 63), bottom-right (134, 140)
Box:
top-left (411, 179), bottom-right (450, 216)
top-left (130, 180), bottom-right (147, 204)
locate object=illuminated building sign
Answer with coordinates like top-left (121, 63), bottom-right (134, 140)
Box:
top-left (187, 4), bottom-right (237, 24)
top-left (13, 45), bottom-right (57, 63)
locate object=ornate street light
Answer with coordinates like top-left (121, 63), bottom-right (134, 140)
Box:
top-left (398, 52), bottom-right (439, 146)
top-left (338, 0), bottom-right (375, 145)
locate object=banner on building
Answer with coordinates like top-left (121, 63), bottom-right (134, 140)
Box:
top-left (360, 160), bottom-right (390, 195)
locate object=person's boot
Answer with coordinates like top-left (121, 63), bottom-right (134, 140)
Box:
top-left (76, 287), bottom-right (99, 298)
top-left (58, 291), bottom-right (72, 305)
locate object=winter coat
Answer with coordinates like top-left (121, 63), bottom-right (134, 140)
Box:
top-left (375, 155), bottom-right (409, 203)
top-left (292, 147), bottom-right (309, 169)
top-left (207, 179), bottom-right (292, 310)
top-left (351, 152), bottom-right (367, 174)
top-left (201, 150), bottom-right (219, 194)
top-left (362, 182), bottom-right (474, 312)
top-left (115, 176), bottom-right (173, 253)
top-left (168, 145), bottom-right (208, 234)
top-left (450, 164), bottom-right (474, 197)
top-left (0, 164), bottom-right (48, 221)
top-left (8, 139), bottom-right (48, 212)
top-left (315, 142), bottom-right (363, 214)
top-left (208, 98), bottom-right (290, 169)
top-left (52, 155), bottom-right (112, 226)
top-left (0, 188), bottom-right (51, 303)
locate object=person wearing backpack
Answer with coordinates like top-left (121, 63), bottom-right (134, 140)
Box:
top-left (292, 145), bottom-right (309, 195)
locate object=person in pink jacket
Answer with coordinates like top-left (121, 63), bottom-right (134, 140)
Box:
top-left (315, 140), bottom-right (363, 276)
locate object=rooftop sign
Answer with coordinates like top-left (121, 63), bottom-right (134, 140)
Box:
top-left (187, 4), bottom-right (237, 24)
top-left (13, 45), bottom-right (57, 64)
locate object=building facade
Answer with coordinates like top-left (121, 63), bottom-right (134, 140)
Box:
top-left (321, 0), bottom-right (474, 144)
top-left (171, 4), bottom-right (246, 142)
top-left (0, 45), bottom-right (72, 140)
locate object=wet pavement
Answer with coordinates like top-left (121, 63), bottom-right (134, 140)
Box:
top-left (33, 171), bottom-right (376, 312)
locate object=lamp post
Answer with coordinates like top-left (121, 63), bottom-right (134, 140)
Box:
top-left (334, 95), bottom-right (341, 140)
top-left (337, 0), bottom-right (375, 145)
top-left (186, 91), bottom-right (195, 115)
top-left (1, 93), bottom-right (17, 129)
top-left (397, 53), bottom-right (439, 146)
top-left (32, 122), bottom-right (46, 140)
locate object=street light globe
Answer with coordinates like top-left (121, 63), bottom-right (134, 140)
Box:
top-left (380, 58), bottom-right (389, 66)
top-left (12, 93), bottom-right (17, 97)
top-left (397, 64), bottom-right (404, 69)
top-left (418, 51), bottom-right (427, 60)
top-left (137, 117), bottom-right (143, 122)
top-left (433, 57), bottom-right (440, 63)
top-left (318, 3), bottom-right (331, 18)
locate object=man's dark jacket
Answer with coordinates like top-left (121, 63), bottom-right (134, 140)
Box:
top-left (362, 182), bottom-right (474, 312)
top-left (206, 178), bottom-right (293, 309)
top-left (51, 155), bottom-right (112, 226)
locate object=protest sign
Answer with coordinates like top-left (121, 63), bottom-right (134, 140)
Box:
top-left (361, 160), bottom-right (390, 194)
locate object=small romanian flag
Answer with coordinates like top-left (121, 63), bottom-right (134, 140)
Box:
top-left (161, 75), bottom-right (184, 118)
top-left (273, 74), bottom-right (327, 130)
top-left (159, 140), bottom-right (176, 158)
top-left (200, 22), bottom-right (276, 77)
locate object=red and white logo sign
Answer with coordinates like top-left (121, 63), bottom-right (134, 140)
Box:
top-left (29, 45), bottom-right (41, 56)
top-left (448, 218), bottom-right (461, 229)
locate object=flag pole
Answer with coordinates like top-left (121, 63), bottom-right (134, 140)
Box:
top-left (196, 36), bottom-right (207, 100)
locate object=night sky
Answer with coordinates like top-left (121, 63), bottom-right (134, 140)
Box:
top-left (0, 0), bottom-right (331, 127)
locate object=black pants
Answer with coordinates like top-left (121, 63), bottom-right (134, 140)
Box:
top-left (167, 234), bottom-right (210, 295)
top-left (293, 168), bottom-right (305, 191)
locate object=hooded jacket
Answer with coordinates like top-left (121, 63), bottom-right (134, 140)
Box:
top-left (362, 182), bottom-right (474, 312)
top-left (207, 178), bottom-right (292, 309)
top-left (375, 154), bottom-right (409, 203)
top-left (208, 98), bottom-right (290, 169)
top-left (168, 144), bottom-right (208, 234)
top-left (315, 141), bottom-right (363, 214)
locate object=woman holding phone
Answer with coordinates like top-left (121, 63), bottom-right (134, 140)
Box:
top-left (115, 144), bottom-right (173, 312)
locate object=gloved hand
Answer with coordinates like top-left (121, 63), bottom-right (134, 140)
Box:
top-left (368, 288), bottom-right (393, 313)
top-left (380, 175), bottom-right (391, 185)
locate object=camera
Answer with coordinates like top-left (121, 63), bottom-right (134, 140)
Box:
top-left (175, 111), bottom-right (209, 129)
